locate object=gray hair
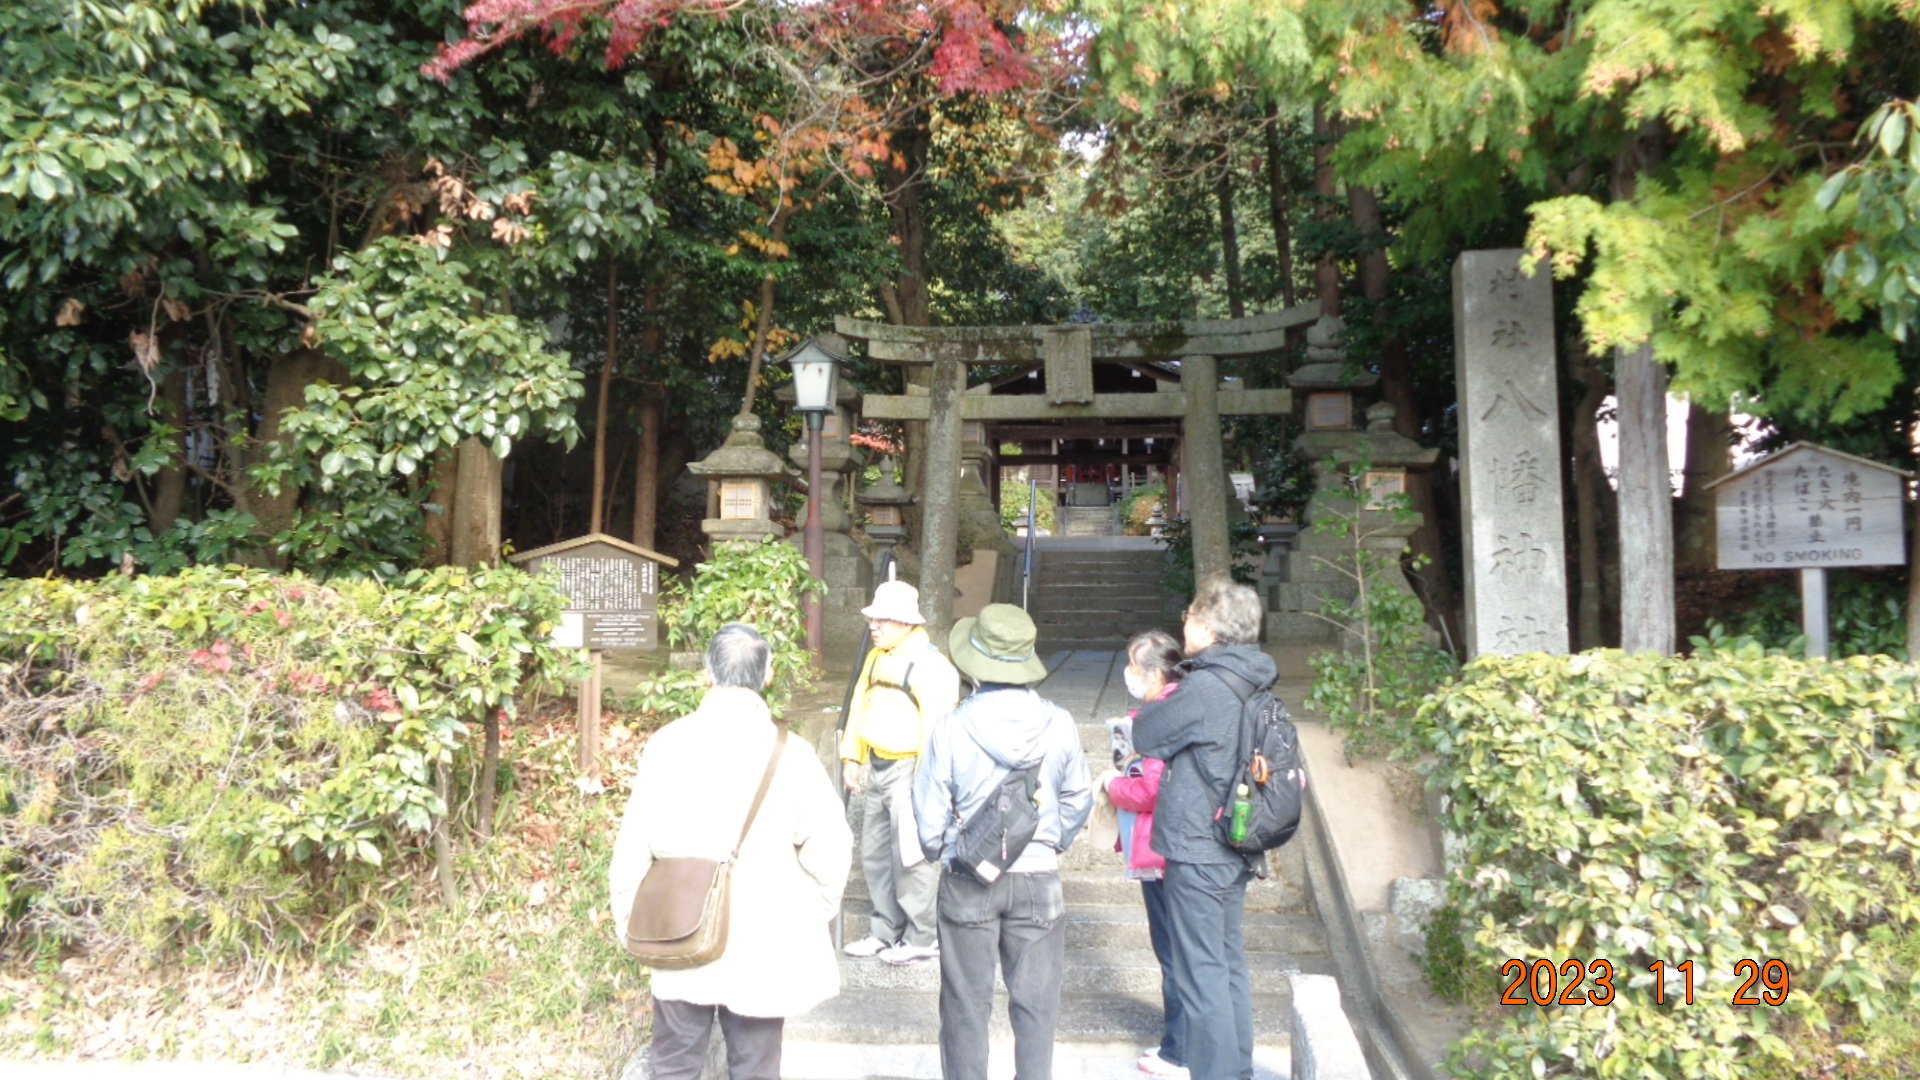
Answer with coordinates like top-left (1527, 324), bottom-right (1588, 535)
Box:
top-left (705, 623), bottom-right (772, 690)
top-left (1187, 572), bottom-right (1262, 646)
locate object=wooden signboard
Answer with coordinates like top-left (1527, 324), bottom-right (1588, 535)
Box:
top-left (509, 533), bottom-right (681, 775)
top-left (1706, 443), bottom-right (1909, 658)
top-left (1709, 443), bottom-right (1906, 571)
top-left (512, 534), bottom-right (676, 651)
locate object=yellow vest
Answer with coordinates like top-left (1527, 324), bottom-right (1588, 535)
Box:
top-left (842, 629), bottom-right (950, 762)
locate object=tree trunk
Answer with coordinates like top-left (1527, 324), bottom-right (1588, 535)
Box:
top-left (631, 280), bottom-right (666, 548)
top-left (633, 396), bottom-right (661, 550)
top-left (147, 365), bottom-right (189, 533)
top-left (1217, 161), bottom-right (1246, 320)
top-left (737, 209), bottom-right (789, 417)
top-left (1616, 342), bottom-right (1675, 653)
top-left (433, 761), bottom-right (460, 910)
top-left (1311, 101), bottom-right (1342, 318)
top-left (1675, 401), bottom-right (1729, 572)
top-left (885, 123), bottom-right (933, 329)
top-left (1263, 104), bottom-right (1297, 310)
top-left (1182, 355), bottom-right (1230, 581)
top-left (237, 348), bottom-right (343, 563)
top-left (1612, 121), bottom-right (1675, 654)
top-left (477, 708), bottom-right (499, 841)
top-left (592, 260), bottom-right (618, 534)
top-left (450, 435), bottom-right (503, 567)
top-left (1349, 182), bottom-right (1458, 644)
top-left (422, 448), bottom-right (458, 567)
top-left (1569, 350), bottom-right (1613, 650)
top-left (885, 122), bottom-right (935, 541)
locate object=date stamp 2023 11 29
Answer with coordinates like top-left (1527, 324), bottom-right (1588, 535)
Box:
top-left (1500, 959), bottom-right (1792, 1008)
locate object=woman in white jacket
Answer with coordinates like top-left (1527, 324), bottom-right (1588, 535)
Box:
top-left (608, 624), bottom-right (853, 1080)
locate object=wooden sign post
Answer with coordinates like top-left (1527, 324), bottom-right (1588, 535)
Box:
top-left (1706, 443), bottom-right (1909, 658)
top-left (510, 533), bottom-right (679, 774)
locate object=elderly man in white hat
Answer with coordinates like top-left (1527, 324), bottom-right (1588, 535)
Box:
top-left (838, 579), bottom-right (960, 965)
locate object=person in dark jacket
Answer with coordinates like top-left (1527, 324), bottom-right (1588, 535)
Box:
top-left (1131, 573), bottom-right (1277, 1080)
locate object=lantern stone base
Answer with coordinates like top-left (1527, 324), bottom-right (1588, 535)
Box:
top-left (701, 518), bottom-right (785, 544)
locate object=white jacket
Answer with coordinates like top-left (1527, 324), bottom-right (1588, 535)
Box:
top-left (608, 685), bottom-right (852, 1017)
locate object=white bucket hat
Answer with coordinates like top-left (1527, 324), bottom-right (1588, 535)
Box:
top-left (860, 580), bottom-right (927, 625)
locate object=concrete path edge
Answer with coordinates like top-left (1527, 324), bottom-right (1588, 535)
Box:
top-left (1297, 773), bottom-right (1434, 1080)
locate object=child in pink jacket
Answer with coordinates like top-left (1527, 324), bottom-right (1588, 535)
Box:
top-left (1106, 629), bottom-right (1187, 1079)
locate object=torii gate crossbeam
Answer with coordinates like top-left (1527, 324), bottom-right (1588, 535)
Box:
top-left (836, 304), bottom-right (1318, 633)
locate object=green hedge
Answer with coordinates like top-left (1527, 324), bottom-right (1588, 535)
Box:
top-left (1421, 650), bottom-right (1920, 1079)
top-left (0, 566), bottom-right (578, 959)
top-left (626, 539), bottom-right (822, 720)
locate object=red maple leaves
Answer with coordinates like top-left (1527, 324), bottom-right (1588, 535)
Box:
top-left (425, 0), bottom-right (1044, 98)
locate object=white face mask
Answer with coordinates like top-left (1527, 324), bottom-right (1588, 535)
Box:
top-left (1124, 667), bottom-right (1149, 701)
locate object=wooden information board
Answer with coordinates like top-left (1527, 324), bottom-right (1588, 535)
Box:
top-left (1706, 442), bottom-right (1909, 659)
top-left (509, 533), bottom-right (679, 652)
top-left (1710, 443), bottom-right (1906, 571)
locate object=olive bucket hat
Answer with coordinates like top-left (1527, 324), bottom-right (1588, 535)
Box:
top-left (949, 603), bottom-right (1049, 685)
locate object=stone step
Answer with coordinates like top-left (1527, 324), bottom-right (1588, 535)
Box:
top-left (843, 868), bottom-right (1309, 914)
top-left (840, 900), bottom-right (1330, 956)
top-left (1036, 588), bottom-right (1167, 607)
top-left (778, 1041), bottom-right (1292, 1080)
top-left (786, 988), bottom-right (1300, 1045)
top-left (838, 946), bottom-right (1333, 996)
top-left (1030, 579), bottom-right (1169, 595)
top-left (1034, 568), bottom-right (1166, 583)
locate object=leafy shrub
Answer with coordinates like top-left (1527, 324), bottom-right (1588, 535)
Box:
top-left (0, 566), bottom-right (578, 959)
top-left (999, 481), bottom-right (1057, 535)
top-left (1698, 572), bottom-right (1907, 660)
top-left (641, 539), bottom-right (823, 718)
top-left (1118, 482), bottom-right (1167, 535)
top-left (1249, 442), bottom-right (1316, 522)
top-left (1153, 516), bottom-right (1262, 597)
top-left (1302, 472), bottom-right (1456, 759)
top-left (1420, 650), bottom-right (1920, 1079)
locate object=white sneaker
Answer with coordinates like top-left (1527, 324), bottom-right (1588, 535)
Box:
top-left (842, 936), bottom-right (891, 958)
top-left (878, 942), bottom-right (939, 966)
top-left (1138, 1049), bottom-right (1188, 1079)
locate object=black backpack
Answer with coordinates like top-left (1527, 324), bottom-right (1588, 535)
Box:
top-left (1207, 667), bottom-right (1304, 862)
top-left (953, 761), bottom-right (1042, 884)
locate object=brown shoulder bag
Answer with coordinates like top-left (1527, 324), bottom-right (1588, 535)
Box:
top-left (624, 727), bottom-right (788, 969)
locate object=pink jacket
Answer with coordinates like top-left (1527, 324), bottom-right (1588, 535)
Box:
top-left (1106, 682), bottom-right (1179, 876)
top-left (1107, 756), bottom-right (1167, 875)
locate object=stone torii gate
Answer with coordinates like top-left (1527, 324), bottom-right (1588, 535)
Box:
top-left (837, 303), bottom-right (1319, 632)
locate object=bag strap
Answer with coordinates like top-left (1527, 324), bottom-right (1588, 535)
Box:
top-left (731, 727), bottom-right (790, 861)
top-left (1198, 667), bottom-right (1263, 868)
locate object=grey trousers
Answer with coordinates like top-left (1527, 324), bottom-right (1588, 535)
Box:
top-left (1163, 859), bottom-right (1255, 1080)
top-left (936, 868), bottom-right (1067, 1080)
top-left (859, 756), bottom-right (938, 946)
top-left (649, 997), bottom-right (783, 1080)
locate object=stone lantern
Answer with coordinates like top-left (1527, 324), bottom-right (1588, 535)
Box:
top-left (858, 456), bottom-right (913, 570)
top-left (1264, 315), bottom-right (1441, 650)
top-left (687, 414), bottom-right (789, 545)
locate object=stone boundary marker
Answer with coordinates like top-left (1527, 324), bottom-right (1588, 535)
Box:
top-left (1452, 249), bottom-right (1569, 658)
top-left (1290, 973), bottom-right (1373, 1080)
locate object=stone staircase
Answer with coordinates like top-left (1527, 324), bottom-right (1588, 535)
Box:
top-left (1026, 540), bottom-right (1182, 652)
top-left (782, 652), bottom-right (1334, 1080)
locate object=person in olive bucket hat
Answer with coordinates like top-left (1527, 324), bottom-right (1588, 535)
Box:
top-left (911, 604), bottom-right (1092, 1080)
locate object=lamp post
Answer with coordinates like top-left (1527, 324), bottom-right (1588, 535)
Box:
top-left (783, 336), bottom-right (844, 661)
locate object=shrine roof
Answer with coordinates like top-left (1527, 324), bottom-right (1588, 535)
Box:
top-left (508, 531), bottom-right (681, 568)
top-left (1702, 441), bottom-right (1913, 491)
